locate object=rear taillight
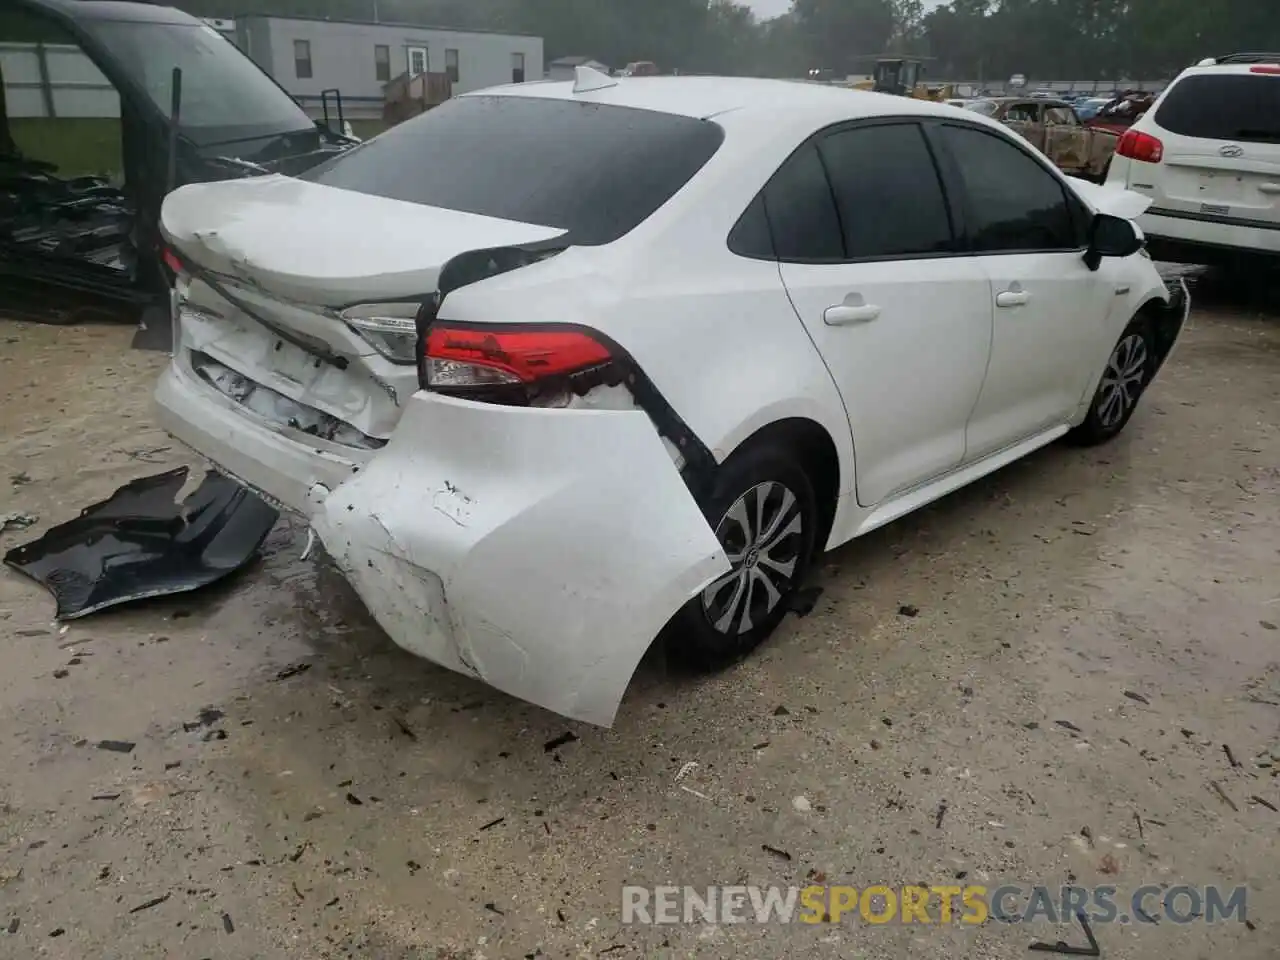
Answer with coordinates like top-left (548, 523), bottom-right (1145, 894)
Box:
top-left (423, 323), bottom-right (620, 407)
top-left (162, 246), bottom-right (185, 283)
top-left (1250, 65), bottom-right (1280, 75)
top-left (1116, 129), bottom-right (1164, 163)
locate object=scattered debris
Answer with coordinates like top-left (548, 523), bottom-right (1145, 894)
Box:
top-left (1223, 744), bottom-right (1241, 768)
top-left (751, 741), bottom-right (771, 750)
top-left (3, 468), bottom-right (279, 619)
top-left (1028, 910), bottom-right (1100, 956)
top-left (52, 669), bottom-right (69, 679)
top-left (274, 663), bottom-right (312, 681)
top-left (183, 709), bottom-right (224, 732)
top-left (772, 705), bottom-right (790, 717)
top-left (10, 472), bottom-right (31, 487)
top-left (96, 740), bottom-right (135, 754)
top-left (792, 796), bottom-right (812, 813)
top-left (0, 868), bottom-right (21, 885)
top-left (391, 714), bottom-right (417, 741)
top-left (544, 732), bottom-right (579, 753)
top-left (1122, 690), bottom-right (1148, 705)
top-left (1249, 796), bottom-right (1277, 813)
top-left (1098, 853), bottom-right (1119, 875)
top-left (90, 793), bottom-right (121, 801)
top-left (1080, 826), bottom-right (1093, 846)
top-left (1132, 812), bottom-right (1143, 839)
top-left (6, 918), bottom-right (18, 934)
top-left (291, 881), bottom-right (305, 900)
top-left (0, 512), bottom-right (37, 535)
top-left (1209, 780), bottom-right (1239, 812)
top-left (49, 928), bottom-right (65, 938)
top-left (898, 604), bottom-right (920, 618)
top-left (1261, 621), bottom-right (1277, 631)
top-left (221, 912), bottom-right (235, 934)
top-left (786, 585), bottom-right (824, 617)
top-left (1055, 720), bottom-right (1082, 733)
top-left (202, 729), bottom-right (228, 742)
top-left (484, 902), bottom-right (504, 916)
top-left (345, 793), bottom-right (363, 806)
top-left (287, 842), bottom-right (310, 863)
top-left (761, 844), bottom-right (792, 861)
top-left (935, 801), bottom-right (948, 829)
top-left (673, 762), bottom-right (698, 784)
top-left (128, 893), bottom-right (170, 914)
top-left (479, 817), bottom-right (506, 832)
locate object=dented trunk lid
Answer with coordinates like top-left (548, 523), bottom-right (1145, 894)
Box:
top-left (160, 175), bottom-right (568, 306)
top-left (160, 175), bottom-right (567, 448)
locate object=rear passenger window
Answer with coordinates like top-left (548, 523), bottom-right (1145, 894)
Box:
top-left (761, 144), bottom-right (843, 261)
top-left (937, 125), bottom-right (1079, 253)
top-left (818, 123), bottom-right (953, 259)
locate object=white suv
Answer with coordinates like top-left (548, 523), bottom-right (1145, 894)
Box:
top-left (1105, 54), bottom-right (1280, 266)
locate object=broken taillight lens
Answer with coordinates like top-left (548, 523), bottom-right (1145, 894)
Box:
top-left (423, 323), bottom-right (618, 407)
top-left (1116, 129), bottom-right (1164, 163)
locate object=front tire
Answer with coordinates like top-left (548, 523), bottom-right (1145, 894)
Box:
top-left (1068, 317), bottom-right (1155, 446)
top-left (668, 442), bottom-right (818, 669)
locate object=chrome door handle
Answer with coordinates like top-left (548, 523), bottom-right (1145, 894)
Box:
top-left (1114, 284), bottom-right (1131, 295)
top-left (824, 303), bottom-right (881, 325)
top-left (995, 291), bottom-right (1030, 308)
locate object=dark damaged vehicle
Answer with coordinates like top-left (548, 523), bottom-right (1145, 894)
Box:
top-left (0, 0), bottom-right (356, 306)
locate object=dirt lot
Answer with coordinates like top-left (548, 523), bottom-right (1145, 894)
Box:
top-left (1, 275), bottom-right (1278, 960)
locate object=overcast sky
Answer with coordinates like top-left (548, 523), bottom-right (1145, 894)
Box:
top-left (744, 0), bottom-right (946, 19)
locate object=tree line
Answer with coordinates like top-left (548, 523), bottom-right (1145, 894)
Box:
top-left (164, 0), bottom-right (1280, 82)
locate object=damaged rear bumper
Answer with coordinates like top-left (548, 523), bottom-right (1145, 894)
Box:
top-left (312, 392), bottom-right (730, 727)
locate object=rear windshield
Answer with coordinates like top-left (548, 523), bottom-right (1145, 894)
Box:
top-left (84, 22), bottom-right (314, 146)
top-left (301, 96), bottom-right (725, 246)
top-left (1155, 75), bottom-right (1280, 143)
top-left (964, 100), bottom-right (999, 116)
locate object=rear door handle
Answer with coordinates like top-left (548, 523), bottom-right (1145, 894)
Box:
top-left (1259, 182), bottom-right (1280, 195)
top-left (824, 303), bottom-right (881, 325)
top-left (995, 291), bottom-right (1030, 308)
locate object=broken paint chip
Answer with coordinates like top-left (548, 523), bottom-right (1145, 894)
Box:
top-left (3, 467), bottom-right (278, 619)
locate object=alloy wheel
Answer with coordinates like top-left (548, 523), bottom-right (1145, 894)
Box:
top-left (701, 481), bottom-right (804, 635)
top-left (1096, 333), bottom-right (1148, 429)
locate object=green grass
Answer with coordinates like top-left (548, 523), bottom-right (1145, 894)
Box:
top-left (9, 117), bottom-right (123, 179)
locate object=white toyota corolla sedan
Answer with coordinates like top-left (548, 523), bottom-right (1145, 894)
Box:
top-left (155, 71), bottom-right (1187, 726)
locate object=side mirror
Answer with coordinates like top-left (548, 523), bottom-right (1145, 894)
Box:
top-left (1084, 213), bottom-right (1142, 270)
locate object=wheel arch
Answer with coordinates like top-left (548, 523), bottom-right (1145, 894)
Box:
top-left (713, 412), bottom-right (852, 554)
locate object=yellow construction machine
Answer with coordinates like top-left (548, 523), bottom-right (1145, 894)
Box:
top-left (851, 57), bottom-right (951, 101)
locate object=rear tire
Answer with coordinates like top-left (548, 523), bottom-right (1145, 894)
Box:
top-left (668, 442), bottom-right (818, 670)
top-left (1068, 316), bottom-right (1155, 446)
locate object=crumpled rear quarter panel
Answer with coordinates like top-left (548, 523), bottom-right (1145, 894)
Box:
top-left (312, 392), bottom-right (730, 727)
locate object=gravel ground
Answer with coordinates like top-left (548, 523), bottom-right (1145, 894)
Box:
top-left (1, 274), bottom-right (1278, 960)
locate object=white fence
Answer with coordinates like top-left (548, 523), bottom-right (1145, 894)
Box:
top-left (1, 42), bottom-right (119, 119)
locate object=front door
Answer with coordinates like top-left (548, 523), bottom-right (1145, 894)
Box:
top-left (766, 123), bottom-right (994, 507)
top-left (929, 122), bottom-right (1117, 459)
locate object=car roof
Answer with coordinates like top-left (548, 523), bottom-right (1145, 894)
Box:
top-left (20, 0), bottom-right (201, 24)
top-left (469, 75), bottom-right (968, 125)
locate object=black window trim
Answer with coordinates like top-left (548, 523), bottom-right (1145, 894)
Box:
top-left (923, 118), bottom-right (1092, 256)
top-left (728, 116), bottom-right (968, 266)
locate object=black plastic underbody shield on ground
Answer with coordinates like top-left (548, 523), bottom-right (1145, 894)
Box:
top-left (3, 467), bottom-right (278, 619)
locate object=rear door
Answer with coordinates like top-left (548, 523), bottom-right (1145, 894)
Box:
top-left (770, 121), bottom-right (993, 507)
top-left (930, 121), bottom-right (1118, 459)
top-left (1142, 71), bottom-right (1280, 226)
